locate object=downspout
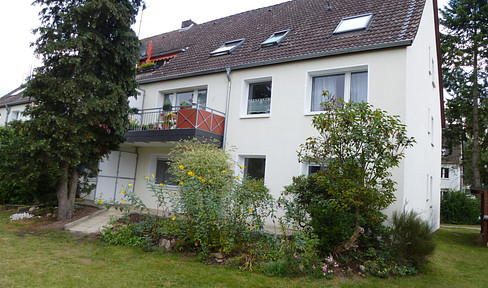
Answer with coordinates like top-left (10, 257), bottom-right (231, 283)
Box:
top-left (222, 67), bottom-right (232, 150)
top-left (4, 104), bottom-right (10, 126)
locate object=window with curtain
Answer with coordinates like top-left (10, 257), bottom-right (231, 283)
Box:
top-left (310, 70), bottom-right (368, 111)
top-left (247, 81), bottom-right (272, 114)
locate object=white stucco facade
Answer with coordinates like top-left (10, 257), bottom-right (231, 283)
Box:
top-left (92, 0), bottom-right (442, 230)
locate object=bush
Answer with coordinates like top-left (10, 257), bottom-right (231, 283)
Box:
top-left (441, 190), bottom-right (480, 225)
top-left (389, 210), bottom-right (435, 269)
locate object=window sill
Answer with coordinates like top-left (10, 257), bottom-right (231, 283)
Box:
top-left (240, 113), bottom-right (270, 119)
top-left (304, 111), bottom-right (325, 116)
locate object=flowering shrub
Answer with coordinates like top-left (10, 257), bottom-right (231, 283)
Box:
top-left (154, 140), bottom-right (276, 259)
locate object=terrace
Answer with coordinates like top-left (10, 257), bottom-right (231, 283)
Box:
top-left (126, 104), bottom-right (225, 145)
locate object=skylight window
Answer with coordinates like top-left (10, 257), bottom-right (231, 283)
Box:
top-left (210, 39), bottom-right (245, 56)
top-left (334, 14), bottom-right (373, 34)
top-left (261, 29), bottom-right (290, 48)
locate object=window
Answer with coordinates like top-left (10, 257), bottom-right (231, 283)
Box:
top-left (247, 81), bottom-right (272, 114)
top-left (210, 39), bottom-right (245, 56)
top-left (441, 167), bottom-right (450, 179)
top-left (308, 165), bottom-right (326, 175)
top-left (11, 111), bottom-right (19, 121)
top-left (161, 88), bottom-right (208, 108)
top-left (197, 90), bottom-right (207, 107)
top-left (176, 91), bottom-right (193, 106)
top-left (155, 160), bottom-right (176, 185)
top-left (244, 157), bottom-right (266, 180)
top-left (310, 70), bottom-right (367, 111)
top-left (334, 14), bottom-right (373, 34)
top-left (261, 30), bottom-right (290, 47)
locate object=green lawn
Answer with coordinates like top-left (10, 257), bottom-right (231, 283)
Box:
top-left (1, 210), bottom-right (487, 288)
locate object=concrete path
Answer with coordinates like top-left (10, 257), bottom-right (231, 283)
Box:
top-left (65, 208), bottom-right (123, 234)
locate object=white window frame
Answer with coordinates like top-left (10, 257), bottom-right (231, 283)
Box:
top-left (238, 154), bottom-right (267, 182)
top-left (149, 155), bottom-right (178, 187)
top-left (261, 29), bottom-right (290, 48)
top-left (158, 85), bottom-right (208, 108)
top-left (240, 76), bottom-right (273, 118)
top-left (334, 14), bottom-right (373, 34)
top-left (304, 65), bottom-right (369, 115)
top-left (210, 39), bottom-right (245, 57)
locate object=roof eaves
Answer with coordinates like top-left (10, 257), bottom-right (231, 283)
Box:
top-left (137, 39), bottom-right (414, 84)
top-left (0, 98), bottom-right (34, 108)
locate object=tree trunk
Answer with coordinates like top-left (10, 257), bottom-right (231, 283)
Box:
top-left (56, 165), bottom-right (79, 221)
top-left (472, 49), bottom-right (481, 187)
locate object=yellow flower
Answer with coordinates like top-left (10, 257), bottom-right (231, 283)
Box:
top-left (179, 181), bottom-right (184, 185)
top-left (236, 176), bottom-right (240, 180)
top-left (151, 174), bottom-right (155, 178)
top-left (179, 165), bottom-right (184, 170)
top-left (201, 179), bottom-right (206, 183)
top-left (249, 208), bottom-right (253, 212)
top-left (128, 183), bottom-right (132, 187)
top-left (172, 216), bottom-right (176, 221)
top-left (145, 176), bottom-right (149, 180)
top-left (198, 177), bottom-right (202, 180)
top-left (160, 183), bottom-right (164, 187)
top-left (222, 170), bottom-right (227, 173)
top-left (98, 199), bottom-right (103, 204)
top-left (208, 180), bottom-right (212, 184)
top-left (240, 165), bottom-right (245, 169)
top-left (250, 228), bottom-right (254, 231)
top-left (170, 191), bottom-right (173, 194)
top-left (187, 171), bottom-right (195, 176)
top-left (122, 200), bottom-right (125, 204)
top-left (121, 190), bottom-right (126, 195)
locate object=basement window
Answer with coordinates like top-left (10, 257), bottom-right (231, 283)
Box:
top-left (334, 14), bottom-right (373, 34)
top-left (261, 30), bottom-right (290, 47)
top-left (210, 39), bottom-right (245, 56)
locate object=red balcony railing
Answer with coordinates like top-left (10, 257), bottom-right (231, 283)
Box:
top-left (128, 105), bottom-right (225, 135)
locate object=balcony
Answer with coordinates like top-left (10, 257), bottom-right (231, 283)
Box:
top-left (126, 105), bottom-right (225, 145)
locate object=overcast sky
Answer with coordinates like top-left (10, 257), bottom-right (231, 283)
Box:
top-left (0, 0), bottom-right (449, 96)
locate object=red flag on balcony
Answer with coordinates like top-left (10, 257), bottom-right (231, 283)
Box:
top-left (146, 41), bottom-right (153, 63)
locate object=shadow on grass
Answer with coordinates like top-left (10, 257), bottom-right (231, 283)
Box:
top-left (435, 227), bottom-right (482, 248)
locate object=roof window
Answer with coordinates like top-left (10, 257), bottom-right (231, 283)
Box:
top-left (210, 39), bottom-right (245, 56)
top-left (334, 14), bottom-right (373, 34)
top-left (261, 30), bottom-right (290, 48)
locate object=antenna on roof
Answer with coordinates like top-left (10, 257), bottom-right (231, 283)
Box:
top-left (137, 3), bottom-right (146, 38)
top-left (326, 0), bottom-right (332, 10)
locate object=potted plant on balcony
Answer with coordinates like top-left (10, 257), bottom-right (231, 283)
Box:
top-left (163, 100), bottom-right (172, 112)
top-left (179, 101), bottom-right (191, 110)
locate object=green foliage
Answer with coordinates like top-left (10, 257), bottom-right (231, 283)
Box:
top-left (281, 94), bottom-right (414, 255)
top-left (280, 173), bottom-right (356, 252)
top-left (440, 0), bottom-right (488, 187)
top-left (263, 230), bottom-right (340, 279)
top-left (21, 0), bottom-right (143, 219)
top-left (101, 140), bottom-right (276, 264)
top-left (0, 124), bottom-right (58, 205)
top-left (389, 210), bottom-right (435, 269)
top-left (441, 190), bottom-right (480, 225)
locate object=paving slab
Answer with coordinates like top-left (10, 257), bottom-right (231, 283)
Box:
top-left (66, 208), bottom-right (122, 234)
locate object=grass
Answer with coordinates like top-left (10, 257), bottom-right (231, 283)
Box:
top-left (1, 210), bottom-right (487, 288)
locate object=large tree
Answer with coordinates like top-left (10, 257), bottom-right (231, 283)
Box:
top-left (23, 0), bottom-right (143, 220)
top-left (440, 0), bottom-right (488, 187)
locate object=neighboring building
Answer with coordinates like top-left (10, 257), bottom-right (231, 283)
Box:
top-left (441, 144), bottom-right (464, 193)
top-left (0, 87), bottom-right (33, 125)
top-left (3, 0), bottom-right (444, 231)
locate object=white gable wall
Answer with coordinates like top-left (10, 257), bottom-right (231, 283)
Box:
top-left (403, 0), bottom-right (442, 230)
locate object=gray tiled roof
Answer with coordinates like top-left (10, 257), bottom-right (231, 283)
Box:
top-left (0, 87), bottom-right (32, 107)
top-left (137, 0), bottom-right (426, 83)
